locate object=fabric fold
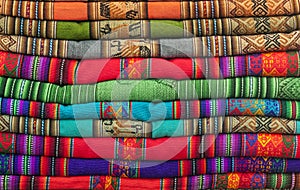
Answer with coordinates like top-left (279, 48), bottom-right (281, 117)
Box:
top-left (2, 15), bottom-right (300, 40)
top-left (1, 0), bottom-right (298, 20)
top-left (2, 31), bottom-right (300, 59)
top-left (0, 132), bottom-right (299, 159)
top-left (0, 173), bottom-right (298, 189)
top-left (1, 51), bottom-right (299, 85)
top-left (1, 115), bottom-right (299, 137)
top-left (2, 76), bottom-right (300, 103)
top-left (0, 155), bottom-right (299, 177)
top-left (0, 98), bottom-right (298, 120)
top-left (1, 0), bottom-right (298, 188)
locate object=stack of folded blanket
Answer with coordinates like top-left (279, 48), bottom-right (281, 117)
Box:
top-left (0, 0), bottom-right (299, 189)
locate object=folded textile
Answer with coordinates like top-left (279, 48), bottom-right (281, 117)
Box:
top-left (0, 173), bottom-right (297, 189)
top-left (0, 98), bottom-right (297, 120)
top-left (2, 31), bottom-right (300, 59)
top-left (10, 0), bottom-right (190, 1)
top-left (1, 51), bottom-right (299, 85)
top-left (1, 0), bottom-right (298, 20)
top-left (2, 15), bottom-right (300, 40)
top-left (1, 115), bottom-right (299, 137)
top-left (0, 115), bottom-right (152, 137)
top-left (2, 76), bottom-right (300, 103)
top-left (0, 155), bottom-right (299, 177)
top-left (152, 116), bottom-right (300, 137)
top-left (0, 132), bottom-right (299, 159)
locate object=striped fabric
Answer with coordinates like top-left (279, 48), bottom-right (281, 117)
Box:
top-left (0, 132), bottom-right (299, 159)
top-left (1, 76), bottom-right (300, 103)
top-left (0, 115), bottom-right (299, 138)
top-left (1, 51), bottom-right (299, 85)
top-left (0, 98), bottom-right (298, 120)
top-left (0, 173), bottom-right (298, 189)
top-left (0, 155), bottom-right (299, 177)
top-left (1, 0), bottom-right (300, 188)
top-left (1, 0), bottom-right (298, 20)
top-left (1, 15), bottom-right (300, 40)
top-left (1, 31), bottom-right (300, 59)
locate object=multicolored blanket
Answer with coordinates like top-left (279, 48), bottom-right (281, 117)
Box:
top-left (0, 155), bottom-right (299, 177)
top-left (1, 31), bottom-right (300, 58)
top-left (1, 15), bottom-right (300, 39)
top-left (0, 132), bottom-right (299, 159)
top-left (0, 98), bottom-right (298, 120)
top-left (1, 0), bottom-right (300, 188)
top-left (2, 76), bottom-right (300, 103)
top-left (1, 51), bottom-right (299, 85)
top-left (1, 115), bottom-right (299, 137)
top-left (1, 0), bottom-right (298, 20)
top-left (0, 173), bottom-right (297, 189)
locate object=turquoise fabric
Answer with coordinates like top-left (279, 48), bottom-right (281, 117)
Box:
top-left (152, 120), bottom-right (183, 138)
top-left (60, 120), bottom-right (93, 137)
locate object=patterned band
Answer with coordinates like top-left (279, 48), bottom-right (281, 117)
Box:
top-left (0, 132), bottom-right (299, 159)
top-left (1, 15), bottom-right (300, 40)
top-left (0, 155), bottom-right (299, 177)
top-left (1, 76), bottom-right (300, 103)
top-left (0, 173), bottom-right (298, 190)
top-left (0, 98), bottom-right (298, 120)
top-left (1, 51), bottom-right (299, 85)
top-left (152, 116), bottom-right (300, 137)
top-left (1, 0), bottom-right (299, 20)
top-left (1, 31), bottom-right (300, 59)
top-left (0, 115), bottom-right (299, 137)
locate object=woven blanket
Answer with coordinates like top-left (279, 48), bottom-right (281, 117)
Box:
top-left (1, 0), bottom-right (298, 20)
top-left (1, 115), bottom-right (299, 137)
top-left (0, 132), bottom-right (299, 159)
top-left (1, 51), bottom-right (299, 85)
top-left (2, 77), bottom-right (300, 103)
top-left (1, 15), bottom-right (300, 40)
top-left (152, 116), bottom-right (300, 137)
top-left (0, 98), bottom-right (298, 120)
top-left (0, 155), bottom-right (299, 177)
top-left (0, 115), bottom-right (152, 137)
top-left (2, 31), bottom-right (300, 59)
top-left (0, 173), bottom-right (297, 189)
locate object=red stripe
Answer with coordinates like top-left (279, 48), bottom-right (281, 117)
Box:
top-left (295, 136), bottom-right (300, 158)
top-left (48, 58), bottom-right (60, 84)
top-left (292, 101), bottom-right (296, 119)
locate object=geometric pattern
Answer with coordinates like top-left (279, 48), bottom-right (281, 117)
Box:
top-left (231, 116), bottom-right (295, 133)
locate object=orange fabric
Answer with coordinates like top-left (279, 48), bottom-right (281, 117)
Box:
top-left (54, 2), bottom-right (88, 20)
top-left (148, 2), bottom-right (181, 19)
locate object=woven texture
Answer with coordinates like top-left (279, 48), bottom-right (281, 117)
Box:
top-left (0, 98), bottom-right (299, 120)
top-left (0, 173), bottom-right (298, 189)
top-left (0, 155), bottom-right (299, 177)
top-left (1, 15), bottom-right (300, 40)
top-left (0, 132), bottom-right (299, 159)
top-left (2, 31), bottom-right (300, 59)
top-left (1, 0), bottom-right (299, 20)
top-left (1, 51), bottom-right (299, 85)
top-left (1, 115), bottom-right (299, 137)
top-left (1, 0), bottom-right (300, 188)
top-left (2, 76), bottom-right (300, 103)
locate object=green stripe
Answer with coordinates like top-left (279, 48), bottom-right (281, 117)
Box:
top-left (2, 77), bottom-right (300, 104)
top-left (12, 79), bottom-right (22, 99)
top-left (296, 101), bottom-right (300, 119)
top-left (32, 56), bottom-right (39, 80)
top-left (235, 77), bottom-right (241, 97)
top-left (31, 81), bottom-right (41, 101)
top-left (0, 77), bottom-right (6, 97)
top-left (3, 78), bottom-right (12, 97)
top-left (150, 20), bottom-right (184, 38)
top-left (57, 22), bottom-right (90, 40)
